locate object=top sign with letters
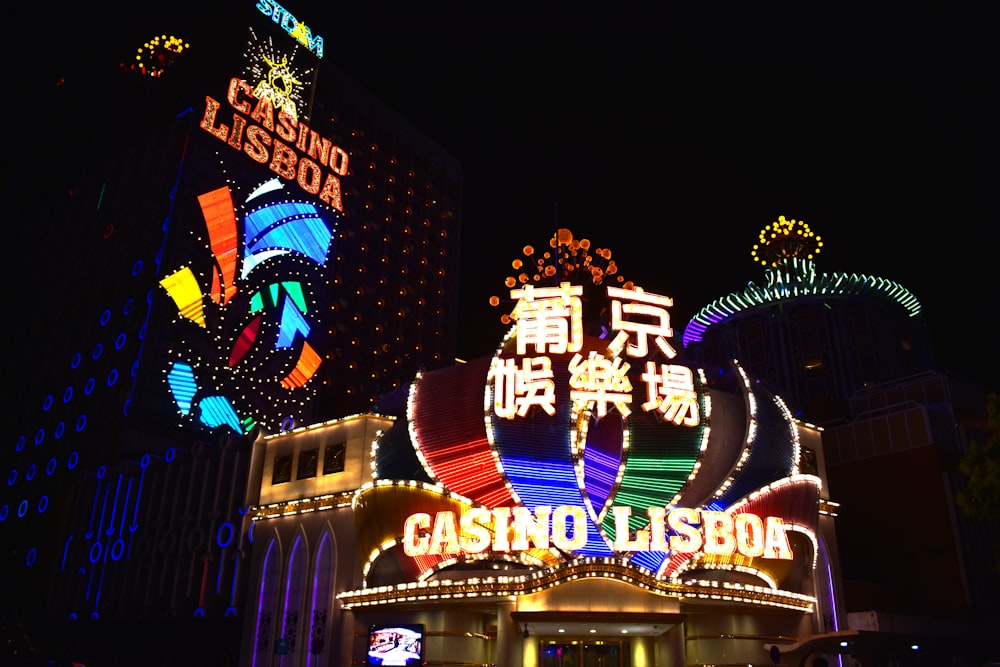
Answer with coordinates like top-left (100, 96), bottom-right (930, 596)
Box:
top-left (255, 0), bottom-right (325, 58)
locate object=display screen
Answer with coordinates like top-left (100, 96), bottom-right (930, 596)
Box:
top-left (367, 623), bottom-right (424, 666)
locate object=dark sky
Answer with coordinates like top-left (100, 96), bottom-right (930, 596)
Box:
top-left (17, 3), bottom-right (999, 390)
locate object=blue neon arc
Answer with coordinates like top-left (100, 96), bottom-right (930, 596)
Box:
top-left (242, 201), bottom-right (333, 273)
top-left (490, 413), bottom-right (613, 557)
top-left (682, 258), bottom-right (922, 346)
top-left (712, 383), bottom-right (798, 509)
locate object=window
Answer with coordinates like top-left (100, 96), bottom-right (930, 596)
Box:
top-left (272, 454), bottom-right (293, 485)
top-left (323, 442), bottom-right (346, 475)
top-left (297, 448), bottom-right (319, 480)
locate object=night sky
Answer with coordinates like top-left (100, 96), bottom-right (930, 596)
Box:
top-left (12, 3), bottom-right (999, 391)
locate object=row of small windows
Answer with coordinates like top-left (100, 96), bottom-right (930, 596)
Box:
top-left (271, 443), bottom-right (346, 485)
top-left (352, 138), bottom-right (460, 188)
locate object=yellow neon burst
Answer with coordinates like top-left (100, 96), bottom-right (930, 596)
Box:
top-left (750, 215), bottom-right (824, 267)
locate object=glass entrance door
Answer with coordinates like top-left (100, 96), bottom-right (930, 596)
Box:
top-left (539, 640), bottom-right (630, 667)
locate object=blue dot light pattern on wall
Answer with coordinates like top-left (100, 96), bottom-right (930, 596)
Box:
top-left (3, 246), bottom-right (152, 606)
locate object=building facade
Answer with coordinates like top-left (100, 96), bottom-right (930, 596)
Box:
top-left (823, 370), bottom-right (1000, 618)
top-left (682, 217), bottom-right (936, 425)
top-left (681, 217), bottom-right (1000, 662)
top-left (238, 231), bottom-right (846, 666)
top-left (2, 4), bottom-right (461, 665)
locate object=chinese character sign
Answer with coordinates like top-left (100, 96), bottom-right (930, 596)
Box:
top-left (485, 281), bottom-right (709, 570)
top-left (359, 232), bottom-right (818, 588)
top-left (490, 282), bottom-right (699, 427)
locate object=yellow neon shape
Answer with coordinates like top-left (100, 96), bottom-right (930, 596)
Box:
top-left (160, 267), bottom-right (207, 327)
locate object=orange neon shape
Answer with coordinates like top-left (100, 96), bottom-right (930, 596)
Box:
top-left (280, 341), bottom-right (321, 389)
top-left (197, 187), bottom-right (239, 305)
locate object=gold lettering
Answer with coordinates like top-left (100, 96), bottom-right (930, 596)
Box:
top-left (551, 505), bottom-right (587, 551)
top-left (429, 511), bottom-right (461, 555)
top-left (243, 125), bottom-right (271, 164)
top-left (667, 507), bottom-right (702, 553)
top-left (735, 513), bottom-right (765, 557)
top-left (269, 138), bottom-right (297, 180)
top-left (511, 506), bottom-right (549, 550)
top-left (702, 511), bottom-right (736, 556)
top-left (460, 507), bottom-right (493, 553)
top-left (199, 96), bottom-right (229, 141)
top-left (227, 77), bottom-right (253, 114)
top-left (402, 513), bottom-right (430, 557)
top-left (764, 517), bottom-right (793, 559)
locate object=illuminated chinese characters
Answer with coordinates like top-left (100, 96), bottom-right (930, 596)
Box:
top-left (489, 283), bottom-right (700, 425)
top-left (401, 506), bottom-right (793, 560)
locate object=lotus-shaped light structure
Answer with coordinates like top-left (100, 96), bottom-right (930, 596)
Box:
top-left (353, 276), bottom-right (822, 604)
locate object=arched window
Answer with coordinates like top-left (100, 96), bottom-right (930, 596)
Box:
top-left (307, 531), bottom-right (335, 666)
top-left (252, 537), bottom-right (280, 667)
top-left (279, 533), bottom-right (307, 666)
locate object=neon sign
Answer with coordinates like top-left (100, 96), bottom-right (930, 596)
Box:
top-left (489, 283), bottom-right (699, 425)
top-left (255, 0), bottom-right (324, 58)
top-left (356, 239), bottom-right (820, 584)
top-left (200, 77), bottom-right (349, 211)
top-left (401, 506), bottom-right (794, 560)
top-left (254, 53), bottom-right (303, 120)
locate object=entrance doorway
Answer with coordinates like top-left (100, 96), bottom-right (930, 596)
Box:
top-left (539, 639), bottom-right (630, 667)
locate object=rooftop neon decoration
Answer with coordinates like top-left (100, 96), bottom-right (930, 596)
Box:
top-left (489, 228), bottom-right (633, 327)
top-left (127, 34), bottom-right (190, 78)
top-left (682, 216), bottom-right (921, 346)
top-left (751, 215), bottom-right (822, 267)
top-left (254, 0), bottom-right (324, 58)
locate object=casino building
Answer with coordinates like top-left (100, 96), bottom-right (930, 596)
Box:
top-left (4, 3), bottom-right (994, 664)
top-left (239, 231), bottom-right (846, 666)
top-left (681, 216), bottom-right (936, 425)
top-left (2, 4), bottom-right (461, 665)
top-left (681, 219), bottom-right (1000, 659)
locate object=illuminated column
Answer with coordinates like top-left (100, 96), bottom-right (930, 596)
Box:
top-left (495, 600), bottom-right (521, 667)
top-left (631, 635), bottom-right (654, 667)
top-left (521, 632), bottom-right (538, 667)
